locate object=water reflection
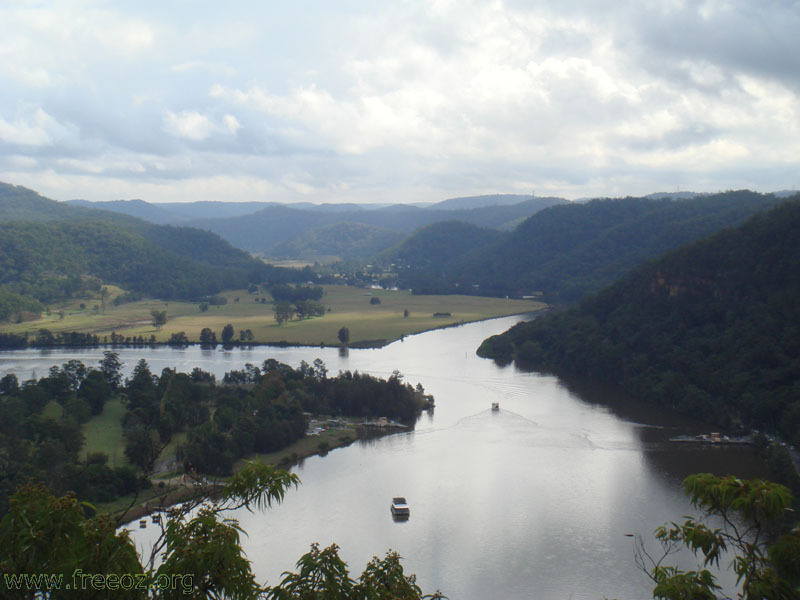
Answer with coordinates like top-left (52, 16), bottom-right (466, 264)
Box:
top-left (0, 314), bottom-right (769, 600)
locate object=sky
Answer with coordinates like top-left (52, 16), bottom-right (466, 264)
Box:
top-left (1, 0), bottom-right (799, 204)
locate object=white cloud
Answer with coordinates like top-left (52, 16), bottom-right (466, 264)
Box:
top-left (1, 0), bottom-right (799, 202)
top-left (0, 107), bottom-right (77, 147)
top-left (222, 114), bottom-right (241, 134)
top-left (163, 110), bottom-right (216, 141)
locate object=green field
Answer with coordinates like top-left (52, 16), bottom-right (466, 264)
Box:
top-left (3, 285), bottom-right (544, 347)
top-left (81, 396), bottom-right (128, 466)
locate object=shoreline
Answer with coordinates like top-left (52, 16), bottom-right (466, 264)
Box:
top-left (0, 308), bottom-right (546, 353)
top-left (115, 420), bottom-right (410, 526)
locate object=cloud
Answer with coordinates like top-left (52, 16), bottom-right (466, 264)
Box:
top-left (0, 107), bottom-right (78, 147)
top-left (171, 61), bottom-right (237, 77)
top-left (163, 110), bottom-right (242, 142)
top-left (222, 114), bottom-right (241, 134)
top-left (1, 0), bottom-right (799, 202)
top-left (163, 110), bottom-right (216, 141)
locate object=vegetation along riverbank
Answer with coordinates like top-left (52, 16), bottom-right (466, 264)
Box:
top-left (0, 284), bottom-right (543, 349)
top-left (0, 350), bottom-right (434, 523)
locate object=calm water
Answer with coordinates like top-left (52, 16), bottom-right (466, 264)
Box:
top-left (0, 315), bottom-right (768, 599)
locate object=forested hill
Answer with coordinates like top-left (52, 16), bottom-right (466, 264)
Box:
top-left (380, 221), bottom-right (504, 292)
top-left (477, 199), bottom-right (800, 441)
top-left (0, 183), bottom-right (275, 307)
top-left (391, 190), bottom-right (789, 300)
top-left (269, 222), bottom-right (405, 260)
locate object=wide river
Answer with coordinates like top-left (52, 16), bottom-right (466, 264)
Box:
top-left (0, 314), bottom-right (768, 599)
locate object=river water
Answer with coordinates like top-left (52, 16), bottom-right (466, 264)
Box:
top-left (0, 314), bottom-right (768, 599)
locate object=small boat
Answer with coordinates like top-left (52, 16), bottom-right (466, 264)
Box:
top-left (139, 519), bottom-right (147, 529)
top-left (391, 497), bottom-right (410, 517)
top-left (151, 514), bottom-right (161, 524)
top-left (491, 402), bottom-right (500, 411)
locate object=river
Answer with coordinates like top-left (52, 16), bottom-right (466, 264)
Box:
top-left (0, 314), bottom-right (769, 599)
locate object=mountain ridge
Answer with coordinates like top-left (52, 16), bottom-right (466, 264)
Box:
top-left (477, 198), bottom-right (800, 440)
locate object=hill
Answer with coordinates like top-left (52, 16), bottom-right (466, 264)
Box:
top-left (181, 197), bottom-right (564, 255)
top-left (268, 222), bottom-right (405, 260)
top-left (380, 221), bottom-right (505, 293)
top-left (428, 194), bottom-right (543, 210)
top-left (477, 199), bottom-right (800, 441)
top-left (0, 183), bottom-right (291, 317)
top-left (62, 193), bottom-right (565, 259)
top-left (1, 183), bottom-right (101, 222)
top-left (66, 198), bottom-right (185, 224)
top-left (391, 191), bottom-right (788, 300)
top-left (0, 220), bottom-right (251, 302)
top-left (65, 198), bottom-right (283, 224)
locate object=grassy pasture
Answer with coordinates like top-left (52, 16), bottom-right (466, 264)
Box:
top-left (81, 396), bottom-right (128, 466)
top-left (2, 285), bottom-right (543, 347)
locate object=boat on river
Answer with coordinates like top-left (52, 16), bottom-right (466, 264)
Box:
top-left (391, 497), bottom-right (410, 517)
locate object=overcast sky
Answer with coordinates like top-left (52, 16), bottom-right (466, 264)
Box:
top-left (1, 0), bottom-right (799, 204)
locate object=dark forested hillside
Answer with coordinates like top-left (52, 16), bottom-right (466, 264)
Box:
top-left (0, 183), bottom-right (281, 312)
top-left (393, 190), bottom-right (788, 300)
top-left (0, 221), bottom-right (252, 301)
top-left (380, 221), bottom-right (505, 293)
top-left (269, 222), bottom-right (405, 260)
top-left (477, 199), bottom-right (800, 440)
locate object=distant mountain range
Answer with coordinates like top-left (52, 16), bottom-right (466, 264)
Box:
top-left (68, 194), bottom-right (566, 259)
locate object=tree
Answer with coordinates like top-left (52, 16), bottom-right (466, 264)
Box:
top-left (0, 483), bottom-right (143, 600)
top-left (168, 331), bottom-right (189, 346)
top-left (264, 542), bottom-right (446, 599)
top-left (150, 310), bottom-right (167, 330)
top-left (294, 299), bottom-right (324, 320)
top-left (77, 370), bottom-right (111, 415)
top-left (199, 327), bottom-right (217, 346)
top-left (125, 359), bottom-right (160, 428)
top-left (370, 297), bottom-right (381, 305)
top-left (61, 359), bottom-right (88, 391)
top-left (221, 323), bottom-right (235, 345)
top-left (338, 326), bottom-right (350, 346)
top-left (123, 425), bottom-right (161, 471)
top-left (312, 358), bottom-right (327, 381)
top-left (99, 350), bottom-right (123, 389)
top-left (634, 473), bottom-right (800, 599)
top-left (273, 301), bottom-right (293, 325)
top-left (0, 464), bottom-right (444, 600)
top-left (199, 302), bottom-right (209, 312)
top-left (100, 286), bottom-right (109, 313)
top-left (0, 373), bottom-right (19, 395)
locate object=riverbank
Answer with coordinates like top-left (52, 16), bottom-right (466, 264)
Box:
top-left (1, 284), bottom-right (544, 348)
top-left (110, 417), bottom-right (411, 524)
